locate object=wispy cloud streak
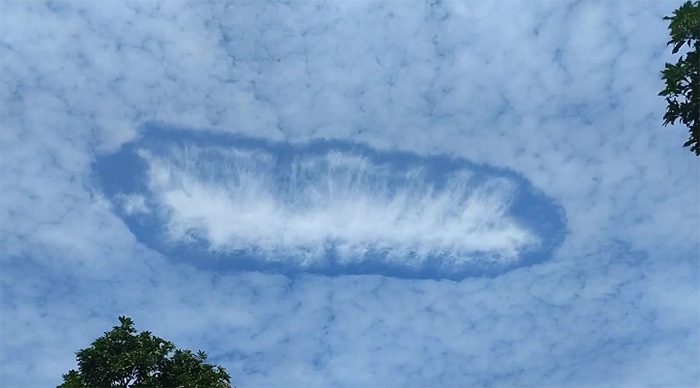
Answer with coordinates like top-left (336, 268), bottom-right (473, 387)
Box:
top-left (95, 126), bottom-right (565, 278)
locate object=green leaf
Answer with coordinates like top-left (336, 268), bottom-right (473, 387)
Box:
top-left (58, 317), bottom-right (232, 388)
top-left (660, 0), bottom-right (700, 156)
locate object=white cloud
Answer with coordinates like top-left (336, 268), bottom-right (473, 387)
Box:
top-left (117, 193), bottom-right (149, 215)
top-left (1, 0), bottom-right (698, 387)
top-left (135, 142), bottom-right (536, 269)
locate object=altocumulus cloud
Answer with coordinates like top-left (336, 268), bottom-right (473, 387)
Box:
top-left (95, 125), bottom-right (566, 279)
top-left (1, 0), bottom-right (699, 387)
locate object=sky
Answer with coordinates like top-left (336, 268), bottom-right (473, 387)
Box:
top-left (0, 0), bottom-right (699, 387)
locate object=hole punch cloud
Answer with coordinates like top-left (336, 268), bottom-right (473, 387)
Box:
top-left (94, 125), bottom-right (566, 279)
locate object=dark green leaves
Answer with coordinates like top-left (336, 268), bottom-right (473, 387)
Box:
top-left (159, 349), bottom-right (232, 388)
top-left (57, 316), bottom-right (231, 388)
top-left (660, 1), bottom-right (700, 156)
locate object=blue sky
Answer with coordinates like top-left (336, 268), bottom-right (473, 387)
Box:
top-left (1, 0), bottom-right (698, 387)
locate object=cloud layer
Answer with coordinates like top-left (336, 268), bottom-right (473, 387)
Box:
top-left (95, 126), bottom-right (565, 278)
top-left (1, 0), bottom-right (698, 386)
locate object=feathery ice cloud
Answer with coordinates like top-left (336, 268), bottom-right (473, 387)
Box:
top-left (95, 125), bottom-right (566, 279)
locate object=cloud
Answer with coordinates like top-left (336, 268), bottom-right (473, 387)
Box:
top-left (94, 125), bottom-right (566, 279)
top-left (2, 242), bottom-right (697, 387)
top-left (1, 0), bottom-right (698, 387)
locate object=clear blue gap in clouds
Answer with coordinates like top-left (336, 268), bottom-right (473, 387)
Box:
top-left (93, 123), bottom-right (567, 280)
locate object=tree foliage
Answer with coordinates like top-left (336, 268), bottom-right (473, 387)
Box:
top-left (660, 0), bottom-right (700, 156)
top-left (58, 316), bottom-right (231, 388)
